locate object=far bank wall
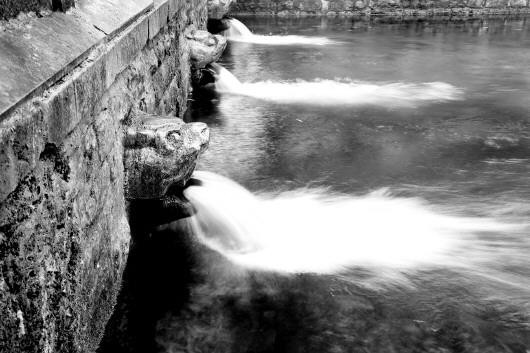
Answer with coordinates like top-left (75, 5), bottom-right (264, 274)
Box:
top-left (225, 0), bottom-right (530, 16)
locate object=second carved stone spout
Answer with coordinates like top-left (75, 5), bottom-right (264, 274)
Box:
top-left (187, 29), bottom-right (227, 69)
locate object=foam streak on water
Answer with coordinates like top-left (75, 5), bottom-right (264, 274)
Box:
top-left (225, 18), bottom-right (334, 45)
top-left (184, 171), bottom-right (519, 275)
top-left (213, 65), bottom-right (463, 107)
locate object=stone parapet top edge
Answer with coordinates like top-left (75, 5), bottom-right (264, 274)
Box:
top-left (0, 0), bottom-right (180, 122)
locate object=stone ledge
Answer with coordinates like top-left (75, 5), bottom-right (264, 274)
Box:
top-left (149, 0), bottom-right (170, 40)
top-left (0, 0), bottom-right (153, 121)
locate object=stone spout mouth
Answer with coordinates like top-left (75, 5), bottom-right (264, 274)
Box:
top-left (126, 191), bottom-right (197, 230)
top-left (127, 177), bottom-right (205, 230)
top-left (205, 62), bottom-right (222, 76)
top-left (185, 177), bottom-right (203, 187)
top-left (207, 17), bottom-right (231, 34)
top-left (148, 176), bottom-right (203, 224)
top-left (193, 65), bottom-right (218, 89)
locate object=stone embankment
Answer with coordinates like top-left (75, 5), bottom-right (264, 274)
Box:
top-left (0, 0), bottom-right (223, 352)
top-left (208, 0), bottom-right (530, 17)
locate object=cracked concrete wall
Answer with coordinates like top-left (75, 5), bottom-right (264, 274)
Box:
top-left (0, 1), bottom-right (207, 352)
top-left (226, 0), bottom-right (530, 16)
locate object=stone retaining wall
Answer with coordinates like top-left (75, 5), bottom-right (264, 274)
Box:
top-left (218, 0), bottom-right (530, 17)
top-left (0, 1), bottom-right (208, 352)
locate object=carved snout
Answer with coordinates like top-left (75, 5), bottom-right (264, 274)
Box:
top-left (124, 114), bottom-right (209, 199)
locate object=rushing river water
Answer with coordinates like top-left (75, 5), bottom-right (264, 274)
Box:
top-left (100, 16), bottom-right (530, 353)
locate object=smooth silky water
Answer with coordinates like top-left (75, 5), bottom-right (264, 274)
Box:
top-left (116, 17), bottom-right (530, 353)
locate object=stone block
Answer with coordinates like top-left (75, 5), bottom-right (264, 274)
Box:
top-left (159, 76), bottom-right (182, 115)
top-left (75, 0), bottom-right (152, 37)
top-left (464, 0), bottom-right (485, 7)
top-left (509, 0), bottom-right (527, 7)
top-left (149, 7), bottom-right (162, 40)
top-left (353, 0), bottom-right (368, 9)
top-left (149, 1), bottom-right (169, 39)
top-left (105, 15), bottom-right (150, 88)
top-left (74, 58), bottom-right (108, 122)
top-left (0, 102), bottom-right (46, 202)
top-left (485, 0), bottom-right (510, 6)
top-left (43, 82), bottom-right (79, 145)
top-left (169, 0), bottom-right (182, 17)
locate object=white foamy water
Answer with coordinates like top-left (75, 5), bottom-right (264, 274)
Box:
top-left (225, 18), bottom-right (334, 45)
top-left (212, 64), bottom-right (463, 107)
top-left (184, 171), bottom-right (519, 275)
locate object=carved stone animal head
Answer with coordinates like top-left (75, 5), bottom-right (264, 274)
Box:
top-left (186, 29), bottom-right (227, 69)
top-left (124, 114), bottom-right (209, 199)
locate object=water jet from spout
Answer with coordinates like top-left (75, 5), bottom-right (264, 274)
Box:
top-left (184, 171), bottom-right (523, 278)
top-left (210, 64), bottom-right (464, 108)
top-left (225, 18), bottom-right (335, 46)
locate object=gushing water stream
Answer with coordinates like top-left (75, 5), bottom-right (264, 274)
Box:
top-left (184, 171), bottom-right (527, 286)
top-left (211, 63), bottom-right (463, 107)
top-left (224, 18), bottom-right (334, 45)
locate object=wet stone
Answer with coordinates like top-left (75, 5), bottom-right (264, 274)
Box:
top-left (124, 113), bottom-right (209, 200)
top-left (186, 29), bottom-right (227, 69)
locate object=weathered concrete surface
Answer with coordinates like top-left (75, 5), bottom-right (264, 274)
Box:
top-left (187, 29), bottom-right (227, 68)
top-left (76, 0), bottom-right (153, 37)
top-left (224, 0), bottom-right (530, 16)
top-left (0, 0), bottom-right (152, 119)
top-left (0, 0), bottom-right (210, 352)
top-left (0, 0), bottom-right (75, 20)
top-left (124, 114), bottom-right (209, 199)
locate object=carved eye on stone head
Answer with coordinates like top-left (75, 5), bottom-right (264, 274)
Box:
top-left (166, 130), bottom-right (182, 145)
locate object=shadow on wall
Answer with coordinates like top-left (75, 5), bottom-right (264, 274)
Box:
top-left (97, 201), bottom-right (200, 353)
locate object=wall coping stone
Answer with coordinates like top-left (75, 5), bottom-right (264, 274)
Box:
top-left (0, 0), bottom-right (159, 121)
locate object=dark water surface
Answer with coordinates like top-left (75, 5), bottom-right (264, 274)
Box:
top-left (189, 17), bottom-right (530, 199)
top-left (183, 16), bottom-right (530, 353)
top-left (101, 17), bottom-right (530, 353)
